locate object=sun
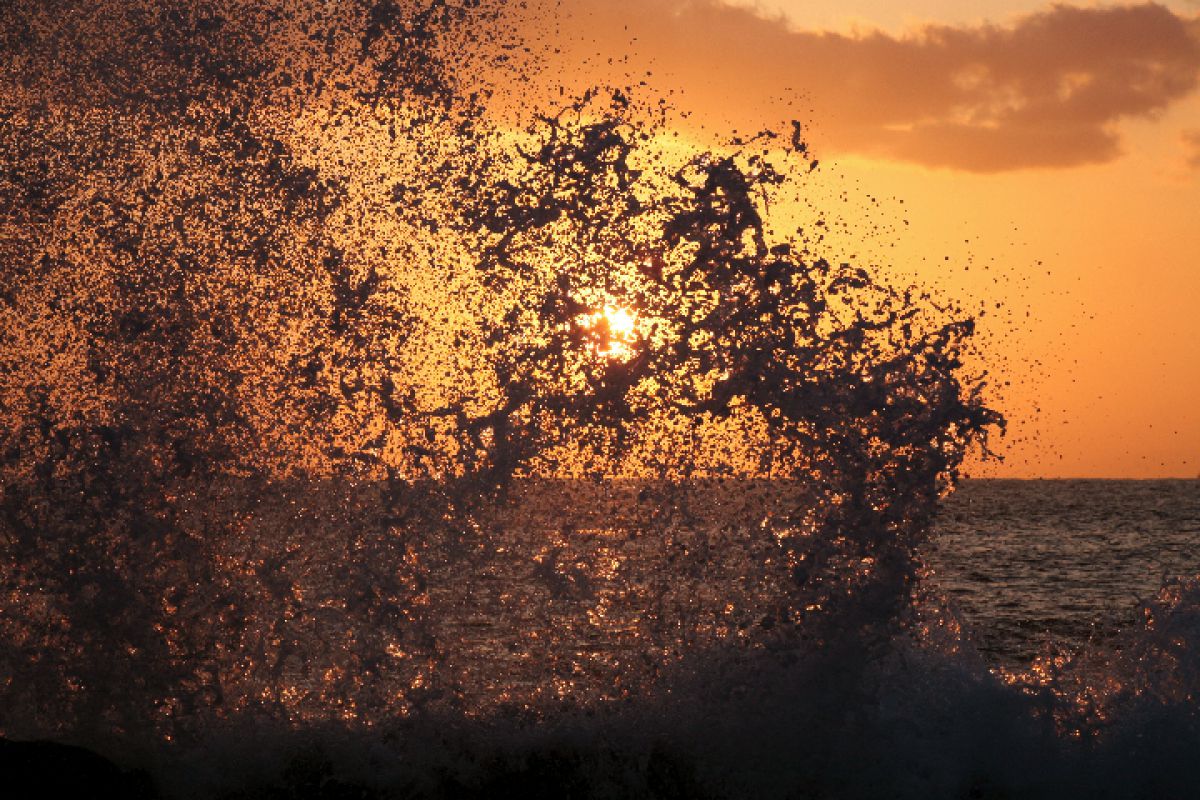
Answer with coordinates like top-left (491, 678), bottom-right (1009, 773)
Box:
top-left (604, 305), bottom-right (635, 342)
top-left (580, 304), bottom-right (639, 361)
top-left (598, 304), bottom-right (638, 361)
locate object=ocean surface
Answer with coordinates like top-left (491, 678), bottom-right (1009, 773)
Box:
top-left (927, 479), bottom-right (1200, 668)
top-left (388, 478), bottom-right (1200, 706)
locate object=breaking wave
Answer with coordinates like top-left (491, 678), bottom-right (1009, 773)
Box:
top-left (0, 2), bottom-right (1196, 797)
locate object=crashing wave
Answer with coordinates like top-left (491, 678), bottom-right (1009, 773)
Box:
top-left (0, 1), bottom-right (1195, 797)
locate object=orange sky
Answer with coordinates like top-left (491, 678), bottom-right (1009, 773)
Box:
top-left (520, 0), bottom-right (1200, 478)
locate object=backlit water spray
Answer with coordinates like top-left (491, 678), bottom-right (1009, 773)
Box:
top-left (1, 2), bottom-right (1197, 797)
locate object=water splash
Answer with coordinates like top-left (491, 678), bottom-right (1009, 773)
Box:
top-left (1, 1), bottom-right (1196, 797)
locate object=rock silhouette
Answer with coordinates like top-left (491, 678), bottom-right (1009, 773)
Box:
top-left (0, 738), bottom-right (158, 799)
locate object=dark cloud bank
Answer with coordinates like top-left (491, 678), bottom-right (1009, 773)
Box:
top-left (554, 1), bottom-right (1200, 170)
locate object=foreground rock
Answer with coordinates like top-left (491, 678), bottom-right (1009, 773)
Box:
top-left (0, 738), bottom-right (158, 799)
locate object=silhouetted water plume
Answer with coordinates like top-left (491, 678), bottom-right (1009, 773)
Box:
top-left (2, 2), bottom-right (1197, 798)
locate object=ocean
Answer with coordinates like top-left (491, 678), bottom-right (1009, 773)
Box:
top-left (9, 476), bottom-right (1200, 799)
top-left (927, 479), bottom-right (1200, 668)
top-left (415, 478), bottom-right (1200, 702)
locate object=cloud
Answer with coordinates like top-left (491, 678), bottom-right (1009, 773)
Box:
top-left (545, 2), bottom-right (1200, 171)
top-left (1184, 129), bottom-right (1200, 169)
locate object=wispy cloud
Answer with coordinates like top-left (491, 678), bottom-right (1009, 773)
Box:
top-left (551, 2), bottom-right (1200, 171)
top-left (1183, 129), bottom-right (1200, 169)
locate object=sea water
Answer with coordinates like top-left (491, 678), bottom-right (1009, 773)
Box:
top-left (927, 479), bottom-right (1200, 668)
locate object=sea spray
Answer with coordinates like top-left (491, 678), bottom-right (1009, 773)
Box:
top-left (1, 2), bottom-right (1196, 798)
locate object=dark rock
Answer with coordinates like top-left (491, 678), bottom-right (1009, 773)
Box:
top-left (0, 738), bottom-right (158, 800)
